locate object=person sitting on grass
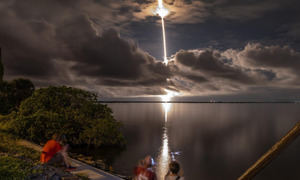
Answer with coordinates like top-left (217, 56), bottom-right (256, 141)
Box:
top-left (40, 133), bottom-right (75, 170)
top-left (165, 161), bottom-right (184, 180)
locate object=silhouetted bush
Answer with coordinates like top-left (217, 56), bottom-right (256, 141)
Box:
top-left (9, 86), bottom-right (125, 147)
top-left (0, 79), bottom-right (35, 115)
top-left (0, 48), bottom-right (3, 82)
top-left (0, 56), bottom-right (3, 82)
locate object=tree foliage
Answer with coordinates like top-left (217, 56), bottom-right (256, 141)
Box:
top-left (0, 60), bottom-right (3, 83)
top-left (0, 78), bottom-right (35, 115)
top-left (9, 86), bottom-right (125, 147)
top-left (0, 49), bottom-right (3, 82)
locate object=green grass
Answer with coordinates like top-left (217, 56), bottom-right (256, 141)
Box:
top-left (0, 132), bottom-right (40, 160)
top-left (0, 131), bottom-right (91, 180)
top-left (0, 131), bottom-right (41, 179)
top-left (0, 155), bottom-right (34, 179)
top-left (0, 115), bottom-right (90, 179)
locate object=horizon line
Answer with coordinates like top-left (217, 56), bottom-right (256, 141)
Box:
top-left (98, 100), bottom-right (300, 103)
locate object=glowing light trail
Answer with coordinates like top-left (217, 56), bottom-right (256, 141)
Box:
top-left (161, 18), bottom-right (168, 64)
top-left (155, 0), bottom-right (169, 65)
top-left (155, 2), bottom-right (179, 178)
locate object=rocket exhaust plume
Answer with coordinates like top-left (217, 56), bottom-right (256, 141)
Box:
top-left (155, 0), bottom-right (169, 65)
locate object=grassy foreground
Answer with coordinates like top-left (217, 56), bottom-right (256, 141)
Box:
top-left (0, 131), bottom-right (40, 179)
top-left (0, 130), bottom-right (92, 180)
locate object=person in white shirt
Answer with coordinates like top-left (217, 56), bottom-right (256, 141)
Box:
top-left (165, 161), bottom-right (184, 180)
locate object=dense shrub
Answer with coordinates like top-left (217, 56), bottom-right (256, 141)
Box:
top-left (0, 52), bottom-right (34, 114)
top-left (0, 55), bottom-right (3, 82)
top-left (0, 78), bottom-right (35, 115)
top-left (0, 49), bottom-right (3, 83)
top-left (9, 86), bottom-right (125, 147)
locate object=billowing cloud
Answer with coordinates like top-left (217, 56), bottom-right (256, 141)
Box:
top-left (166, 43), bottom-right (300, 95)
top-left (175, 49), bottom-right (254, 83)
top-left (55, 16), bottom-right (171, 84)
top-left (223, 43), bottom-right (300, 85)
top-left (0, 0), bottom-right (171, 96)
top-left (0, 0), bottom-right (300, 98)
top-left (168, 48), bottom-right (258, 95)
top-left (236, 43), bottom-right (300, 70)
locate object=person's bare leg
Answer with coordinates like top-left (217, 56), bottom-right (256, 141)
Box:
top-left (61, 144), bottom-right (75, 168)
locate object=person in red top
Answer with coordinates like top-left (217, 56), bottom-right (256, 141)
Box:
top-left (41, 134), bottom-right (74, 169)
top-left (41, 134), bottom-right (62, 163)
top-left (134, 155), bottom-right (157, 180)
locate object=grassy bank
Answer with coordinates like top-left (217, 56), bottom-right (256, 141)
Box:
top-left (0, 131), bottom-right (92, 180)
top-left (0, 131), bottom-right (40, 179)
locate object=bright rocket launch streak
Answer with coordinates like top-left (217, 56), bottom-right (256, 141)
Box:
top-left (158, 0), bottom-right (163, 8)
top-left (161, 18), bottom-right (168, 65)
top-left (155, 0), bottom-right (169, 65)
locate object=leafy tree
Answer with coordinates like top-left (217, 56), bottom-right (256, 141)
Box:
top-left (0, 48), bottom-right (3, 82)
top-left (0, 81), bottom-right (12, 115)
top-left (10, 86), bottom-right (125, 147)
top-left (0, 60), bottom-right (3, 83)
top-left (9, 78), bottom-right (35, 107)
top-left (0, 79), bottom-right (35, 115)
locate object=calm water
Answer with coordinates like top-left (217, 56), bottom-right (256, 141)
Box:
top-left (93, 103), bottom-right (300, 179)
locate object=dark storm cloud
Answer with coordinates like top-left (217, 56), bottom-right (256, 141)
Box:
top-left (0, 0), bottom-right (172, 96)
top-left (0, 3), bottom-right (58, 77)
top-left (224, 43), bottom-right (300, 86)
top-left (174, 49), bottom-right (254, 84)
top-left (238, 43), bottom-right (300, 73)
top-left (69, 28), bottom-right (157, 79)
top-left (181, 74), bottom-right (208, 83)
top-left (55, 15), bottom-right (171, 85)
top-left (286, 23), bottom-right (300, 38)
top-left (212, 0), bottom-right (281, 20)
top-left (0, 0), bottom-right (300, 97)
top-left (164, 43), bottom-right (300, 95)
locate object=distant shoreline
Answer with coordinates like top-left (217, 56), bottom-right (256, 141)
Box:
top-left (99, 101), bottom-right (300, 104)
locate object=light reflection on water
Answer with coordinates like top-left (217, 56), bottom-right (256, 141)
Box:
top-left (156, 103), bottom-right (171, 179)
top-left (101, 103), bottom-right (300, 180)
top-left (162, 103), bottom-right (171, 122)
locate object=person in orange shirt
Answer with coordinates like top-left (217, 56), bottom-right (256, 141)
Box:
top-left (41, 134), bottom-right (74, 169)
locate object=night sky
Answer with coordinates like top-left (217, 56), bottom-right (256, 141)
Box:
top-left (0, 0), bottom-right (300, 100)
